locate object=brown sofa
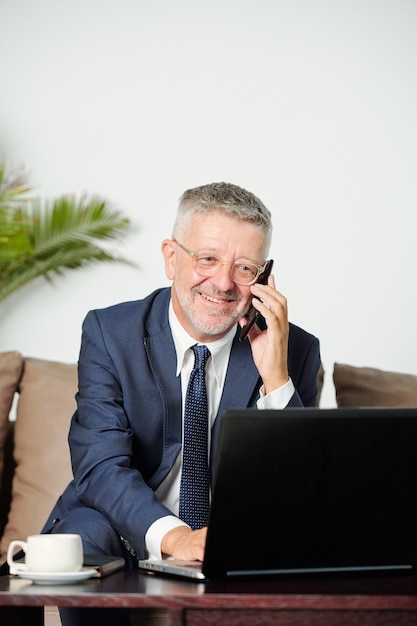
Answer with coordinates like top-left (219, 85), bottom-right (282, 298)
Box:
top-left (0, 350), bottom-right (171, 625)
top-left (0, 351), bottom-right (77, 560)
top-left (0, 352), bottom-right (78, 626)
top-left (2, 351), bottom-right (417, 558)
top-left (333, 362), bottom-right (417, 407)
top-left (1, 350), bottom-right (417, 624)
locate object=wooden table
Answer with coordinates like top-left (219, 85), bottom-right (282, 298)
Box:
top-left (2, 568), bottom-right (417, 625)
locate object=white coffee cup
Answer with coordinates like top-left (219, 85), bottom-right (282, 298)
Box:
top-left (7, 533), bottom-right (83, 574)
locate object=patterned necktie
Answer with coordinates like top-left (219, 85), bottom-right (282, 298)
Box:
top-left (179, 344), bottom-right (211, 530)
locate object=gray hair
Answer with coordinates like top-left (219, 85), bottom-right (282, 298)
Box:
top-left (172, 182), bottom-right (273, 251)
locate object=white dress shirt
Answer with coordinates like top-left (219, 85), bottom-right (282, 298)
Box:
top-left (145, 300), bottom-right (295, 559)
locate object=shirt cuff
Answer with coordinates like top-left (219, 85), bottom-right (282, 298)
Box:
top-left (257, 377), bottom-right (295, 409)
top-left (145, 515), bottom-right (190, 560)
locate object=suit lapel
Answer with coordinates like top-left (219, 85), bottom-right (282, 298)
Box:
top-left (211, 331), bottom-right (260, 463)
top-left (144, 325), bottom-right (182, 486)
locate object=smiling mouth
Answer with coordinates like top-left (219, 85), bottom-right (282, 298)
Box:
top-left (199, 292), bottom-right (239, 305)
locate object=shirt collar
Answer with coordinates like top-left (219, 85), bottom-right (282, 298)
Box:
top-left (168, 300), bottom-right (236, 387)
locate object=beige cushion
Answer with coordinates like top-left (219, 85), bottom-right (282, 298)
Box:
top-left (0, 357), bottom-right (77, 558)
top-left (0, 352), bottom-right (24, 487)
top-left (333, 363), bottom-right (417, 407)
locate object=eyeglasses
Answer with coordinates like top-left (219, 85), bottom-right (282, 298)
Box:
top-left (173, 239), bottom-right (268, 286)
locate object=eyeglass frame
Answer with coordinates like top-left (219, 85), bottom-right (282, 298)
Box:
top-left (172, 239), bottom-right (268, 286)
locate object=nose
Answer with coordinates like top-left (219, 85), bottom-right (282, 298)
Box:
top-left (210, 261), bottom-right (236, 291)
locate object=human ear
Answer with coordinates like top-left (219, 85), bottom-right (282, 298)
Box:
top-left (161, 239), bottom-right (176, 280)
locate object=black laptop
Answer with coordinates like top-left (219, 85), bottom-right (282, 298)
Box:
top-left (139, 407), bottom-right (417, 580)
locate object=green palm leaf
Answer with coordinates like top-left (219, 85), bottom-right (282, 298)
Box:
top-left (0, 163), bottom-right (134, 303)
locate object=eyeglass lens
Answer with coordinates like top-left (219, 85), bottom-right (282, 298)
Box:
top-left (194, 255), bottom-right (259, 284)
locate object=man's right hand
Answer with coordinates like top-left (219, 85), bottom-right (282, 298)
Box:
top-left (161, 525), bottom-right (207, 561)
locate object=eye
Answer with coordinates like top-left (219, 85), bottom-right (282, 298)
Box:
top-left (234, 263), bottom-right (258, 279)
top-left (196, 254), bottom-right (220, 267)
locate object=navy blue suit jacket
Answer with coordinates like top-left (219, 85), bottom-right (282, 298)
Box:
top-left (52, 288), bottom-right (321, 559)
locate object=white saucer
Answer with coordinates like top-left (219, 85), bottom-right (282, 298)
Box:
top-left (14, 568), bottom-right (96, 585)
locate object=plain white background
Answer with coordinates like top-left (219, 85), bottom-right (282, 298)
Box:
top-left (1, 0), bottom-right (416, 407)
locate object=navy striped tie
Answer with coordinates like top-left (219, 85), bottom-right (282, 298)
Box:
top-left (179, 344), bottom-right (211, 530)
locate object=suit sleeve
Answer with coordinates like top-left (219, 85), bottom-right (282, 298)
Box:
top-left (69, 310), bottom-right (173, 560)
top-left (287, 331), bottom-right (322, 407)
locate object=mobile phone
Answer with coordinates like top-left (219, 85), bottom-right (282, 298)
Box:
top-left (239, 259), bottom-right (274, 342)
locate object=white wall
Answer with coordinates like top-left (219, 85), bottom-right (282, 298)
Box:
top-left (1, 0), bottom-right (416, 407)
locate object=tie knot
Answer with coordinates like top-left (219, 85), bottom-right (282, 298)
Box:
top-left (192, 344), bottom-right (210, 370)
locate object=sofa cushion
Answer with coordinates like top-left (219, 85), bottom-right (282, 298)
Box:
top-left (333, 363), bottom-right (417, 407)
top-left (0, 357), bottom-right (77, 558)
top-left (0, 352), bottom-right (24, 488)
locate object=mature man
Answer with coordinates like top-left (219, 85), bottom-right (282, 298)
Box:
top-left (43, 182), bottom-right (321, 625)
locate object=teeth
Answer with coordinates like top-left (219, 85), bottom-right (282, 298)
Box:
top-left (202, 294), bottom-right (230, 304)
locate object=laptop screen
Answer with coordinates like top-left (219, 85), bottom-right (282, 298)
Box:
top-left (202, 407), bottom-right (417, 578)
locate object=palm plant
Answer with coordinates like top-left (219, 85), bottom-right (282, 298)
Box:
top-left (0, 163), bottom-right (133, 304)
